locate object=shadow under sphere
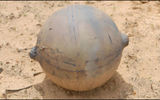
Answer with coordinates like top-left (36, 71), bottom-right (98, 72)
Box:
top-left (34, 72), bottom-right (133, 99)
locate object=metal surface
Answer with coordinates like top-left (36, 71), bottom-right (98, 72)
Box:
top-left (30, 5), bottom-right (129, 91)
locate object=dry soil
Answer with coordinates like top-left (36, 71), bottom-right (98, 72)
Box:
top-left (0, 1), bottom-right (160, 99)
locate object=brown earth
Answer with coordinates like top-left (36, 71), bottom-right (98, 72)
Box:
top-left (0, 1), bottom-right (160, 99)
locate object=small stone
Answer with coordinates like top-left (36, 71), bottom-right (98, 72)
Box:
top-left (30, 33), bottom-right (34, 35)
top-left (24, 48), bottom-right (28, 50)
top-left (0, 68), bottom-right (3, 74)
top-left (11, 65), bottom-right (15, 68)
top-left (6, 42), bottom-right (10, 46)
top-left (132, 91), bottom-right (136, 95)
top-left (8, 13), bottom-right (15, 20)
top-left (6, 62), bottom-right (10, 64)
top-left (16, 7), bottom-right (20, 10)
top-left (20, 33), bottom-right (23, 36)
top-left (0, 61), bottom-right (2, 65)
top-left (49, 28), bottom-right (52, 30)
top-left (10, 27), bottom-right (16, 31)
top-left (16, 48), bottom-right (21, 53)
top-left (140, 0), bottom-right (149, 4)
top-left (36, 24), bottom-right (42, 27)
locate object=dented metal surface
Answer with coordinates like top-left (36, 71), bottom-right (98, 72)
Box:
top-left (29, 5), bottom-right (129, 91)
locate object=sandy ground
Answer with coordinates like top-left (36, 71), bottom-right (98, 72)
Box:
top-left (0, 1), bottom-right (160, 99)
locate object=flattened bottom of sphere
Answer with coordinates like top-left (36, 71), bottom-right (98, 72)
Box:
top-left (39, 54), bottom-right (122, 91)
top-left (44, 65), bottom-right (118, 91)
top-left (42, 53), bottom-right (121, 91)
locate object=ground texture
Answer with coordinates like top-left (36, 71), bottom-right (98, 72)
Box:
top-left (0, 1), bottom-right (160, 99)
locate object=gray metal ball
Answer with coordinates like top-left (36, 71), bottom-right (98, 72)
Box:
top-left (30, 4), bottom-right (129, 91)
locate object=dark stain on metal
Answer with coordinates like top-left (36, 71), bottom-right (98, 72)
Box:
top-left (43, 49), bottom-right (121, 72)
top-left (76, 70), bottom-right (85, 72)
top-left (63, 61), bottom-right (76, 67)
top-left (71, 6), bottom-right (77, 41)
top-left (108, 33), bottom-right (112, 44)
